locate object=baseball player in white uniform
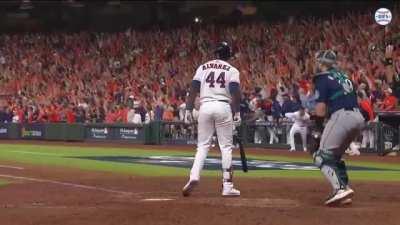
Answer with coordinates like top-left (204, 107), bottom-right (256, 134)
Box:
top-left (182, 42), bottom-right (241, 197)
top-left (285, 107), bottom-right (310, 152)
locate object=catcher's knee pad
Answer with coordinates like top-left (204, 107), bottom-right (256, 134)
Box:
top-left (313, 149), bottom-right (336, 169)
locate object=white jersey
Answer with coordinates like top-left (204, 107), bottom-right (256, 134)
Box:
top-left (285, 111), bottom-right (310, 127)
top-left (193, 59), bottom-right (240, 104)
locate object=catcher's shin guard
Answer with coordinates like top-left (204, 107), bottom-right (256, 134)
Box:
top-left (313, 150), bottom-right (347, 190)
top-left (336, 160), bottom-right (349, 186)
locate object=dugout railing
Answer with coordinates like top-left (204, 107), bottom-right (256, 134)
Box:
top-left (0, 121), bottom-right (398, 155)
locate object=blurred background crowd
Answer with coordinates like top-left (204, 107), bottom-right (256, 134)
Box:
top-left (0, 6), bottom-right (399, 125)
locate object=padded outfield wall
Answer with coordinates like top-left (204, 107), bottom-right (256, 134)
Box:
top-left (0, 120), bottom-right (397, 155)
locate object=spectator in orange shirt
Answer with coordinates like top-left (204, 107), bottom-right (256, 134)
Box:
top-left (37, 107), bottom-right (48, 123)
top-left (162, 105), bottom-right (174, 122)
top-left (359, 94), bottom-right (375, 121)
top-left (358, 92), bottom-right (375, 149)
top-left (66, 105), bottom-right (76, 124)
top-left (379, 88), bottom-right (398, 111)
top-left (117, 105), bottom-right (129, 123)
top-left (49, 105), bottom-right (60, 123)
top-left (105, 108), bottom-right (117, 124)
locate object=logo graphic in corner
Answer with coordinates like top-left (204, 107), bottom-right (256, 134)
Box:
top-left (375, 8), bottom-right (392, 26)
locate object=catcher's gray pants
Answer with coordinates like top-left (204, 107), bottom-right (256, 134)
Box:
top-left (315, 108), bottom-right (365, 191)
top-left (320, 109), bottom-right (365, 155)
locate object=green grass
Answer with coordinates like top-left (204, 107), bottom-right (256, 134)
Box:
top-left (0, 143), bottom-right (399, 181)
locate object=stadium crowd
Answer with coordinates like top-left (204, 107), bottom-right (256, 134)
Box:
top-left (0, 9), bottom-right (399, 125)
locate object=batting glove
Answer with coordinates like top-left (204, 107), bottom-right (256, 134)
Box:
top-left (233, 112), bottom-right (241, 127)
top-left (184, 110), bottom-right (194, 124)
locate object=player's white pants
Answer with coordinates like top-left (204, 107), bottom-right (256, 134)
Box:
top-left (268, 126), bottom-right (279, 144)
top-left (361, 128), bottom-right (374, 149)
top-left (254, 125), bottom-right (263, 144)
top-left (289, 124), bottom-right (307, 151)
top-left (189, 101), bottom-right (233, 182)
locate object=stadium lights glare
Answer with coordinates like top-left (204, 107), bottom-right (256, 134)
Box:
top-left (19, 0), bottom-right (34, 10)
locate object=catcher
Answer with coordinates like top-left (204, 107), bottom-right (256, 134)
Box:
top-left (311, 50), bottom-right (365, 206)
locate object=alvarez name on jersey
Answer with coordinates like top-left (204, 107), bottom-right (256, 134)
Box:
top-left (193, 59), bottom-right (240, 104)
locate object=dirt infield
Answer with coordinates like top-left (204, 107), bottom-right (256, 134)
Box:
top-left (0, 141), bottom-right (400, 225)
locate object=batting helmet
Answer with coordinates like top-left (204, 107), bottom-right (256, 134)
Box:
top-left (315, 50), bottom-right (337, 66)
top-left (214, 41), bottom-right (232, 61)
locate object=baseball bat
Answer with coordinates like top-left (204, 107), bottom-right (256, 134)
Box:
top-left (234, 128), bottom-right (248, 172)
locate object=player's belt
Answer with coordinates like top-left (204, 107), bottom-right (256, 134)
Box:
top-left (343, 107), bottom-right (360, 112)
top-left (217, 100), bottom-right (230, 103)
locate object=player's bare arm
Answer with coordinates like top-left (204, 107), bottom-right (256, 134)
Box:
top-left (384, 45), bottom-right (395, 84)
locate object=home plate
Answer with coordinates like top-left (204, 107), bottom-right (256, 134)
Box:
top-left (141, 198), bottom-right (175, 202)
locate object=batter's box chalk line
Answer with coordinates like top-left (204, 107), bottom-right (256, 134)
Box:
top-left (0, 165), bottom-right (24, 170)
top-left (0, 174), bottom-right (182, 201)
top-left (140, 198), bottom-right (176, 202)
top-left (0, 174), bottom-right (138, 197)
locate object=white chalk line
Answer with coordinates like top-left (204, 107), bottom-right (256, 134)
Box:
top-left (0, 174), bottom-right (178, 200)
top-left (141, 198), bottom-right (175, 202)
top-left (0, 174), bottom-right (134, 196)
top-left (0, 165), bottom-right (24, 170)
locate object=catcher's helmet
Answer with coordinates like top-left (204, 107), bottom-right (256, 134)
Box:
top-left (214, 41), bottom-right (232, 60)
top-left (315, 50), bottom-right (337, 66)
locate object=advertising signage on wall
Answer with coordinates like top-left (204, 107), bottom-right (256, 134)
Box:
top-left (85, 125), bottom-right (144, 142)
top-left (115, 128), bottom-right (141, 140)
top-left (87, 127), bottom-right (111, 139)
top-left (21, 124), bottom-right (45, 139)
top-left (0, 126), bottom-right (8, 138)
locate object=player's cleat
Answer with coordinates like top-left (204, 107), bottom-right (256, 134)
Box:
top-left (182, 180), bottom-right (199, 197)
top-left (222, 182), bottom-right (240, 197)
top-left (289, 149), bottom-right (295, 152)
top-left (325, 188), bottom-right (354, 206)
top-left (340, 198), bottom-right (352, 205)
top-left (303, 148), bottom-right (308, 152)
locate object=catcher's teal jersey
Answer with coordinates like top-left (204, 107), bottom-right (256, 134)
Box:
top-left (314, 68), bottom-right (358, 115)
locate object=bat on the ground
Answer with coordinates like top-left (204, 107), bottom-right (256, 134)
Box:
top-left (234, 128), bottom-right (248, 172)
